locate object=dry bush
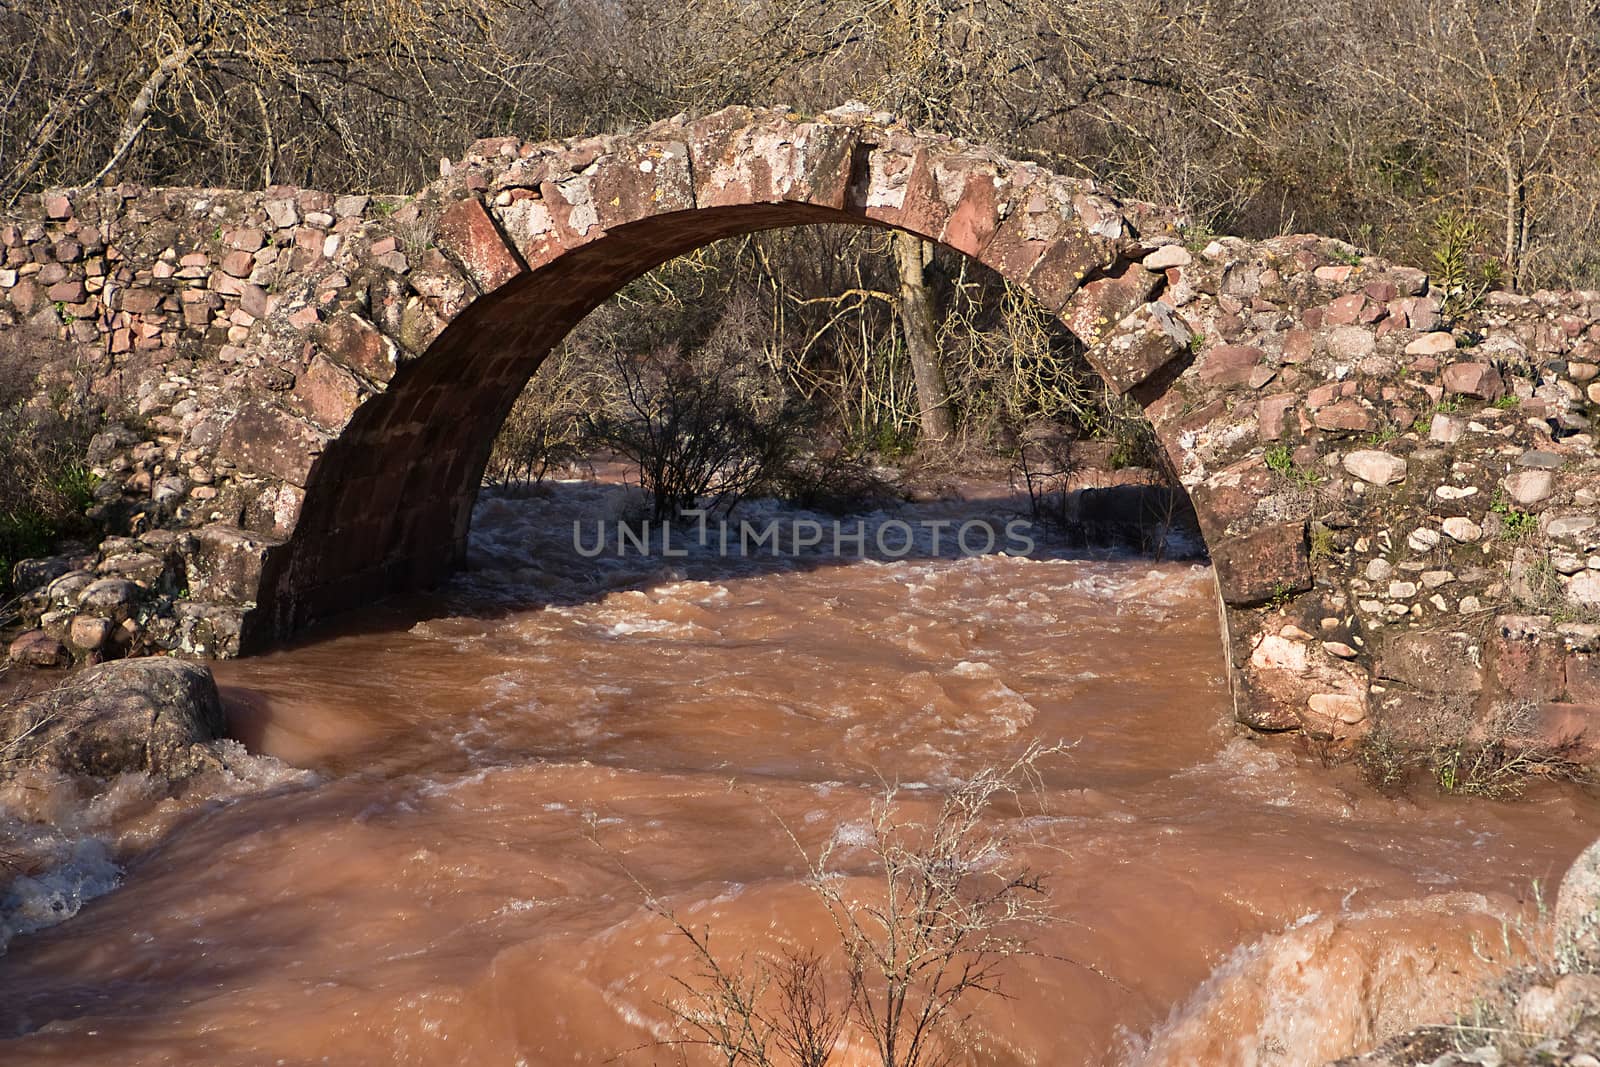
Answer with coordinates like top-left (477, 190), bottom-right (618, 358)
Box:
top-left (583, 345), bottom-right (815, 522)
top-left (608, 742), bottom-right (1076, 1067)
top-left (0, 333), bottom-right (101, 596)
top-left (1356, 699), bottom-right (1589, 799)
top-left (1011, 424), bottom-right (1077, 531)
top-left (483, 348), bottom-right (594, 491)
top-left (489, 229), bottom-right (1172, 505)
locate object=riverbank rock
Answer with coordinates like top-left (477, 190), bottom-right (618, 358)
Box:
top-left (0, 659), bottom-right (226, 779)
top-left (1327, 835), bottom-right (1600, 1067)
top-left (1557, 836), bottom-right (1600, 968)
top-left (6, 630), bottom-right (70, 669)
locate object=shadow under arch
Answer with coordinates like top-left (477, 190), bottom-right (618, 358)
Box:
top-left (253, 198), bottom-right (1189, 640)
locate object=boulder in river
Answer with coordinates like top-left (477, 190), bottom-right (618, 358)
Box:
top-left (1, 658), bottom-right (227, 779)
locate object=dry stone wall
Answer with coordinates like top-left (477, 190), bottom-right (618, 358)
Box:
top-left (1, 105), bottom-right (1597, 754)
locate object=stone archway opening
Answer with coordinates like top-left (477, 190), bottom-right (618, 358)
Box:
top-left (251, 200), bottom-right (1185, 645)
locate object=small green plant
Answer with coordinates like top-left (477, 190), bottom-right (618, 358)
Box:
top-left (1187, 331), bottom-right (1206, 355)
top-left (1356, 701), bottom-right (1586, 800)
top-left (1433, 397), bottom-right (1462, 414)
top-left (1491, 495), bottom-right (1538, 540)
top-left (1431, 209), bottom-right (1503, 322)
top-left (1411, 414), bottom-right (1432, 435)
top-left (1492, 394), bottom-right (1519, 410)
top-left (1263, 444), bottom-right (1321, 488)
top-left (1308, 523), bottom-right (1335, 562)
top-left (1366, 425), bottom-right (1399, 445)
top-left (1179, 220), bottom-right (1218, 253)
top-left (1266, 581), bottom-right (1298, 610)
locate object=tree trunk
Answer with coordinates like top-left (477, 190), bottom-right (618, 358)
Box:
top-left (1503, 156), bottom-right (1525, 291)
top-left (91, 42), bottom-right (202, 186)
top-left (893, 230), bottom-right (954, 442)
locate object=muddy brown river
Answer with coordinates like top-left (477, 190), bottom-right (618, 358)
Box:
top-left (1, 479), bottom-right (1596, 1066)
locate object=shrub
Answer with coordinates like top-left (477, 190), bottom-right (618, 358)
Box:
top-left (1355, 699), bottom-right (1587, 799)
top-left (0, 333), bottom-right (101, 598)
top-left (1012, 423), bottom-right (1077, 530)
top-left (607, 742), bottom-right (1072, 1067)
top-left (483, 348), bottom-right (592, 491)
top-left (583, 345), bottom-right (815, 521)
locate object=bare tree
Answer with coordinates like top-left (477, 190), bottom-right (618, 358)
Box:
top-left (1344, 0), bottom-right (1600, 289)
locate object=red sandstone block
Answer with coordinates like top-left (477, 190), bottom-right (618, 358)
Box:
top-left (46, 279), bottom-right (85, 303)
top-left (1488, 617), bottom-right (1569, 702)
top-left (1324, 293), bottom-right (1367, 326)
top-left (1258, 394), bottom-right (1298, 440)
top-left (292, 354), bottom-right (366, 430)
top-left (221, 250), bottom-right (255, 278)
top-left (435, 197), bottom-right (525, 293)
top-left (1211, 521), bottom-right (1313, 608)
top-left (1197, 344), bottom-right (1264, 386)
top-left (1061, 261), bottom-right (1160, 346)
top-left (1442, 362), bottom-right (1505, 400)
top-left (1569, 652), bottom-right (1600, 703)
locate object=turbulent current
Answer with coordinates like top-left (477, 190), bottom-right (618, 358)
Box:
top-left (1, 478), bottom-right (1597, 1066)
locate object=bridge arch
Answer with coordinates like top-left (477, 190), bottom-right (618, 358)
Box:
top-left (213, 105), bottom-right (1389, 739)
top-left (12, 104), bottom-right (1595, 749)
top-left (261, 109), bottom-right (1199, 634)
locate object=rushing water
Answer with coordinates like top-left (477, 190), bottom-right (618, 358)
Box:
top-left (0, 478), bottom-right (1596, 1066)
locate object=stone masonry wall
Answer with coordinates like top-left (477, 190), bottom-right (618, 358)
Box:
top-left (1, 104), bottom-right (1597, 755)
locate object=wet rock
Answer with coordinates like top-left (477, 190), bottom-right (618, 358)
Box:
top-left (1558, 837), bottom-right (1600, 967)
top-left (76, 577), bottom-right (139, 621)
top-left (1515, 974), bottom-right (1600, 1037)
top-left (10, 556), bottom-right (75, 596)
top-left (1307, 691), bottom-right (1366, 725)
top-left (6, 630), bottom-right (69, 668)
top-left (0, 659), bottom-right (226, 779)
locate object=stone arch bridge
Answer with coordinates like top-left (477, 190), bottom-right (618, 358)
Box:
top-left (4, 105), bottom-right (1599, 747)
